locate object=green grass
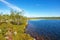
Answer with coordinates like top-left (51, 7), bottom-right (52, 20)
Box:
top-left (0, 10), bottom-right (34, 40)
top-left (0, 22), bottom-right (34, 40)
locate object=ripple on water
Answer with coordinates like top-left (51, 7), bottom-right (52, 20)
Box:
top-left (26, 20), bottom-right (60, 40)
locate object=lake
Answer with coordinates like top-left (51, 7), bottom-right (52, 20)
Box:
top-left (26, 20), bottom-right (60, 40)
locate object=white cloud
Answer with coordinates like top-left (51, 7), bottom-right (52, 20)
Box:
top-left (0, 0), bottom-right (22, 12)
top-left (0, 0), bottom-right (30, 17)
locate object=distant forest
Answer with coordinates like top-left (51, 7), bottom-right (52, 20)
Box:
top-left (28, 17), bottom-right (60, 20)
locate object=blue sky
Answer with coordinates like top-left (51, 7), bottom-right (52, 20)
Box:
top-left (0, 0), bottom-right (60, 17)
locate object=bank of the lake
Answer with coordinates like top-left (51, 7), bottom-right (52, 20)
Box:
top-left (28, 17), bottom-right (60, 20)
top-left (0, 10), bottom-right (34, 40)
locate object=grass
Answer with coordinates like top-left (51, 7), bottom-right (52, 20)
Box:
top-left (0, 21), bottom-right (34, 40)
top-left (0, 10), bottom-right (34, 40)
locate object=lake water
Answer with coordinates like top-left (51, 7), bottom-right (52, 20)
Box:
top-left (26, 20), bottom-right (60, 40)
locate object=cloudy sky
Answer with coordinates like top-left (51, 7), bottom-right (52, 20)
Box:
top-left (0, 0), bottom-right (60, 17)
